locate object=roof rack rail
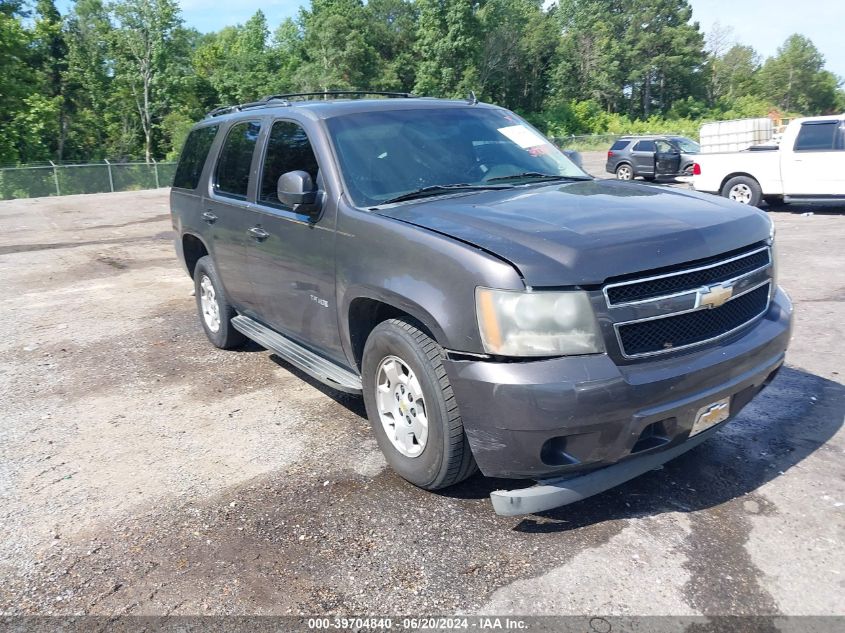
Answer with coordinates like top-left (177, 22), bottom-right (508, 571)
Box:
top-left (263, 91), bottom-right (415, 102)
top-left (205, 91), bottom-right (416, 118)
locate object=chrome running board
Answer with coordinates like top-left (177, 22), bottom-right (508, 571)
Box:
top-left (231, 315), bottom-right (362, 394)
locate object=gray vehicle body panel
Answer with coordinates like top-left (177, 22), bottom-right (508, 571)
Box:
top-left (371, 179), bottom-right (772, 287)
top-left (170, 97), bottom-right (792, 494)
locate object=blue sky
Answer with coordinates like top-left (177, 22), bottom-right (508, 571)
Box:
top-left (56, 0), bottom-right (844, 80)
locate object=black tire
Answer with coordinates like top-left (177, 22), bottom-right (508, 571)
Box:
top-left (361, 318), bottom-right (477, 490)
top-left (721, 175), bottom-right (763, 207)
top-left (193, 255), bottom-right (245, 349)
top-left (615, 162), bottom-right (634, 180)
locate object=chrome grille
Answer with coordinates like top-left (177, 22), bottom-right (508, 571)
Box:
top-left (616, 283), bottom-right (770, 357)
top-left (603, 245), bottom-right (774, 359)
top-left (605, 246), bottom-right (770, 306)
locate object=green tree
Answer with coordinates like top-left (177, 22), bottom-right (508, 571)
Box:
top-left (109, 0), bottom-right (183, 162)
top-left (30, 0), bottom-right (68, 159)
top-left (62, 0), bottom-right (114, 161)
top-left (414, 0), bottom-right (481, 98)
top-left (552, 0), bottom-right (627, 111)
top-left (759, 34), bottom-right (841, 114)
top-left (713, 44), bottom-right (760, 102)
top-left (476, 0), bottom-right (557, 112)
top-left (621, 0), bottom-right (706, 117)
top-left (194, 11), bottom-right (277, 105)
top-left (294, 0), bottom-right (383, 91)
top-left (0, 2), bottom-right (34, 163)
top-left (366, 0), bottom-right (419, 92)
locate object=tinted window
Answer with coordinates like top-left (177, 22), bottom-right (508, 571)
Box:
top-left (655, 140), bottom-right (674, 153)
top-left (610, 140), bottom-right (630, 150)
top-left (326, 108), bottom-right (587, 207)
top-left (794, 122), bottom-right (837, 151)
top-left (633, 140), bottom-right (656, 152)
top-left (214, 121), bottom-right (261, 199)
top-left (258, 121), bottom-right (320, 209)
top-left (173, 126), bottom-right (218, 189)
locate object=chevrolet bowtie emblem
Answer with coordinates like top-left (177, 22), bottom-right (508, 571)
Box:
top-left (698, 283), bottom-right (734, 308)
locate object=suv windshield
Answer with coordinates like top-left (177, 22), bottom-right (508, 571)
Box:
top-left (326, 107), bottom-right (589, 207)
top-left (669, 137), bottom-right (700, 153)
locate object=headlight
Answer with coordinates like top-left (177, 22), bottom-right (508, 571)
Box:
top-left (475, 288), bottom-right (605, 357)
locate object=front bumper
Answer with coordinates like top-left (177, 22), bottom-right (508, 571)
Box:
top-left (443, 288), bottom-right (792, 491)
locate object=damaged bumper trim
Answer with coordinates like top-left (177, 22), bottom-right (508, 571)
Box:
top-left (490, 421), bottom-right (722, 516)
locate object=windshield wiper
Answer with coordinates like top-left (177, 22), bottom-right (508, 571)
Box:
top-left (485, 172), bottom-right (592, 183)
top-left (377, 183), bottom-right (513, 205)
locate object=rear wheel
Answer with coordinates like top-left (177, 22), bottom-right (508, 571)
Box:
top-left (361, 318), bottom-right (477, 490)
top-left (193, 255), bottom-right (245, 349)
top-left (721, 176), bottom-right (762, 207)
top-left (615, 163), bottom-right (634, 180)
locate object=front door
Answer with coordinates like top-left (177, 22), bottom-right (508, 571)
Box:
top-left (655, 140), bottom-right (681, 177)
top-left (246, 119), bottom-right (343, 361)
top-left (781, 120), bottom-right (845, 196)
top-left (204, 119), bottom-right (263, 311)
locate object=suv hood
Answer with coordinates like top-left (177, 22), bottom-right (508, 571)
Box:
top-left (373, 180), bottom-right (772, 287)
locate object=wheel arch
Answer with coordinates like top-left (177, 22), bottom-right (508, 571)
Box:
top-left (346, 293), bottom-right (444, 371)
top-left (720, 172), bottom-right (760, 194)
top-left (181, 232), bottom-right (210, 278)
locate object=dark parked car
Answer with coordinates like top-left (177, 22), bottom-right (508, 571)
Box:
top-left (606, 135), bottom-right (700, 180)
top-left (171, 92), bottom-right (791, 515)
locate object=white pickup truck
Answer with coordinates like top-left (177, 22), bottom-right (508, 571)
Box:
top-left (692, 114), bottom-right (845, 207)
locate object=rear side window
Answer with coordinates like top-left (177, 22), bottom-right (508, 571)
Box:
top-left (258, 121), bottom-right (320, 209)
top-left (173, 126), bottom-right (218, 190)
top-left (794, 122), bottom-right (837, 151)
top-left (633, 140), bottom-right (656, 152)
top-left (214, 121), bottom-right (261, 199)
top-left (610, 140), bottom-right (629, 150)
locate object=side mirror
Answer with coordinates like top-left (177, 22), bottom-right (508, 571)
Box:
top-left (277, 170), bottom-right (321, 219)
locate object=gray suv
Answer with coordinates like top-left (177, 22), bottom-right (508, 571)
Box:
top-left (171, 93), bottom-right (791, 515)
top-left (606, 135), bottom-right (700, 180)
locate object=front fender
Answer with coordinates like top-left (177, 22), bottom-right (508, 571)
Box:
top-left (335, 203), bottom-right (524, 361)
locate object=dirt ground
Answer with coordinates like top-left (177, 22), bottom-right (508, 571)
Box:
top-left (1, 174), bottom-right (843, 619)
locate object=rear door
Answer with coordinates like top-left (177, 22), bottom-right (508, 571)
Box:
top-left (631, 139), bottom-right (657, 176)
top-left (246, 118), bottom-right (344, 361)
top-left (655, 139), bottom-right (682, 177)
top-left (171, 124), bottom-right (218, 245)
top-left (204, 119), bottom-right (263, 310)
top-left (781, 120), bottom-right (845, 196)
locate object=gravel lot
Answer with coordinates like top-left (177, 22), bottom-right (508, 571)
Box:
top-left (1, 166), bottom-right (843, 619)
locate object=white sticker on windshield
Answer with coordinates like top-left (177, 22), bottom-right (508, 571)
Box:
top-left (497, 125), bottom-right (546, 149)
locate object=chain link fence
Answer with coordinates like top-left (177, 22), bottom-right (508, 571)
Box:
top-left (0, 160), bottom-right (177, 201)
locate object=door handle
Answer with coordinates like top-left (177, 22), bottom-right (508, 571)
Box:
top-left (248, 226), bottom-right (270, 241)
top-left (202, 211), bottom-right (218, 224)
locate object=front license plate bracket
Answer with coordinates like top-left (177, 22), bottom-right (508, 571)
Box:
top-left (691, 396), bottom-right (731, 436)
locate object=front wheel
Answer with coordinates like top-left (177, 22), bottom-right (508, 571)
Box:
top-left (721, 176), bottom-right (762, 207)
top-left (361, 319), bottom-right (477, 490)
